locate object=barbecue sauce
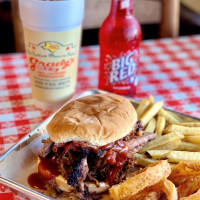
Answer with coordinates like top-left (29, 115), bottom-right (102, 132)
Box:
top-left (106, 166), bottom-right (121, 185)
top-left (28, 155), bottom-right (59, 190)
top-left (100, 140), bottom-right (133, 184)
top-left (101, 140), bottom-right (132, 166)
top-left (38, 155), bottom-right (59, 179)
top-left (28, 173), bottom-right (46, 190)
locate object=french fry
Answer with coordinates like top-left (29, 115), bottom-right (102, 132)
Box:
top-left (145, 118), bottom-right (156, 132)
top-left (155, 115), bottom-right (166, 136)
top-left (136, 99), bottom-right (150, 118)
top-left (166, 151), bottom-right (200, 163)
top-left (135, 153), bottom-right (157, 167)
top-left (139, 132), bottom-right (184, 153)
top-left (135, 153), bottom-right (176, 169)
top-left (143, 191), bottom-right (161, 200)
top-left (179, 122), bottom-right (200, 127)
top-left (146, 150), bottom-right (171, 159)
top-left (177, 176), bottom-right (200, 199)
top-left (176, 141), bottom-right (200, 152)
top-left (151, 139), bottom-right (181, 151)
top-left (149, 95), bottom-right (155, 105)
top-left (128, 184), bottom-right (162, 200)
top-left (158, 109), bottom-right (180, 124)
top-left (140, 101), bottom-right (163, 127)
top-left (167, 110), bottom-right (183, 123)
top-left (168, 162), bottom-right (200, 185)
top-left (161, 179), bottom-right (178, 200)
top-left (180, 189), bottom-right (200, 200)
top-left (184, 136), bottom-right (200, 144)
top-left (147, 150), bottom-right (200, 163)
top-left (130, 179), bottom-right (177, 200)
top-left (109, 161), bottom-right (171, 200)
top-left (164, 125), bottom-right (200, 136)
top-left (170, 163), bottom-right (177, 169)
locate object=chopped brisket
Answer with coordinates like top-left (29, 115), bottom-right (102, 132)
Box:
top-left (59, 148), bottom-right (89, 188)
top-left (77, 141), bottom-right (99, 151)
top-left (67, 157), bottom-right (85, 188)
top-left (68, 157), bottom-right (88, 192)
top-left (126, 132), bottom-right (157, 153)
top-left (88, 153), bottom-right (136, 186)
top-left (39, 138), bottom-right (53, 158)
top-left (87, 151), bottom-right (109, 182)
top-left (87, 131), bottom-right (156, 185)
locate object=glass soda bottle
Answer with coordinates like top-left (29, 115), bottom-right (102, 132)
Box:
top-left (98, 0), bottom-right (142, 97)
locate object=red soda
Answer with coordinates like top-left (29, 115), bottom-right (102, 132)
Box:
top-left (98, 0), bottom-right (142, 97)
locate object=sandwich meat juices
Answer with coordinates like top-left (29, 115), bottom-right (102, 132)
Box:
top-left (28, 93), bottom-right (156, 199)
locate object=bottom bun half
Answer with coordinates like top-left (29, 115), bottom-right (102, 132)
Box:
top-left (55, 175), bottom-right (110, 194)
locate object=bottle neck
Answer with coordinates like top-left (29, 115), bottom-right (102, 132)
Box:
top-left (110, 0), bottom-right (133, 16)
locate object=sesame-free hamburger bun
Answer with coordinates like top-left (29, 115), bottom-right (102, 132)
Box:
top-left (46, 93), bottom-right (137, 146)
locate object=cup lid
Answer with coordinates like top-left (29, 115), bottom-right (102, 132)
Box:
top-left (19, 0), bottom-right (85, 32)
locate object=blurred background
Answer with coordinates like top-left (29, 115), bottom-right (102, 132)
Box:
top-left (0, 0), bottom-right (200, 53)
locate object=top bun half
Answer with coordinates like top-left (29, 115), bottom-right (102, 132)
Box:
top-left (46, 93), bottom-right (137, 146)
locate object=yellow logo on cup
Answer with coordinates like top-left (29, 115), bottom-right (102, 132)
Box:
top-left (42, 42), bottom-right (59, 53)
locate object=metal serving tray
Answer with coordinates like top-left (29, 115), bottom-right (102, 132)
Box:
top-left (0, 89), bottom-right (199, 200)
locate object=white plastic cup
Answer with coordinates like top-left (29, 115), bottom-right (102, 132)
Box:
top-left (19, 0), bottom-right (85, 111)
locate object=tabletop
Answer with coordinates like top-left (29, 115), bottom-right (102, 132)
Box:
top-left (1, 35), bottom-right (200, 200)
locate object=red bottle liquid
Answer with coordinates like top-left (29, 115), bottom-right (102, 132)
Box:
top-left (98, 0), bottom-right (142, 97)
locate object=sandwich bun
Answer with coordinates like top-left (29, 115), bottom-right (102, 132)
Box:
top-left (47, 93), bottom-right (137, 146)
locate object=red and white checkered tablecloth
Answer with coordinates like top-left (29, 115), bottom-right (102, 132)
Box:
top-left (1, 35), bottom-right (200, 200)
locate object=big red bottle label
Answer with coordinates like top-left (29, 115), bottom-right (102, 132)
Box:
top-left (100, 49), bottom-right (139, 94)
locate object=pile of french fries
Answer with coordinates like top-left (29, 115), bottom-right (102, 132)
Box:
top-left (109, 160), bottom-right (176, 200)
top-left (108, 96), bottom-right (200, 200)
top-left (109, 160), bottom-right (200, 200)
top-left (136, 95), bottom-right (200, 166)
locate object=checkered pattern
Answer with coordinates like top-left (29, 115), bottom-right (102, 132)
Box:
top-left (138, 35), bottom-right (200, 117)
top-left (1, 35), bottom-right (200, 200)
